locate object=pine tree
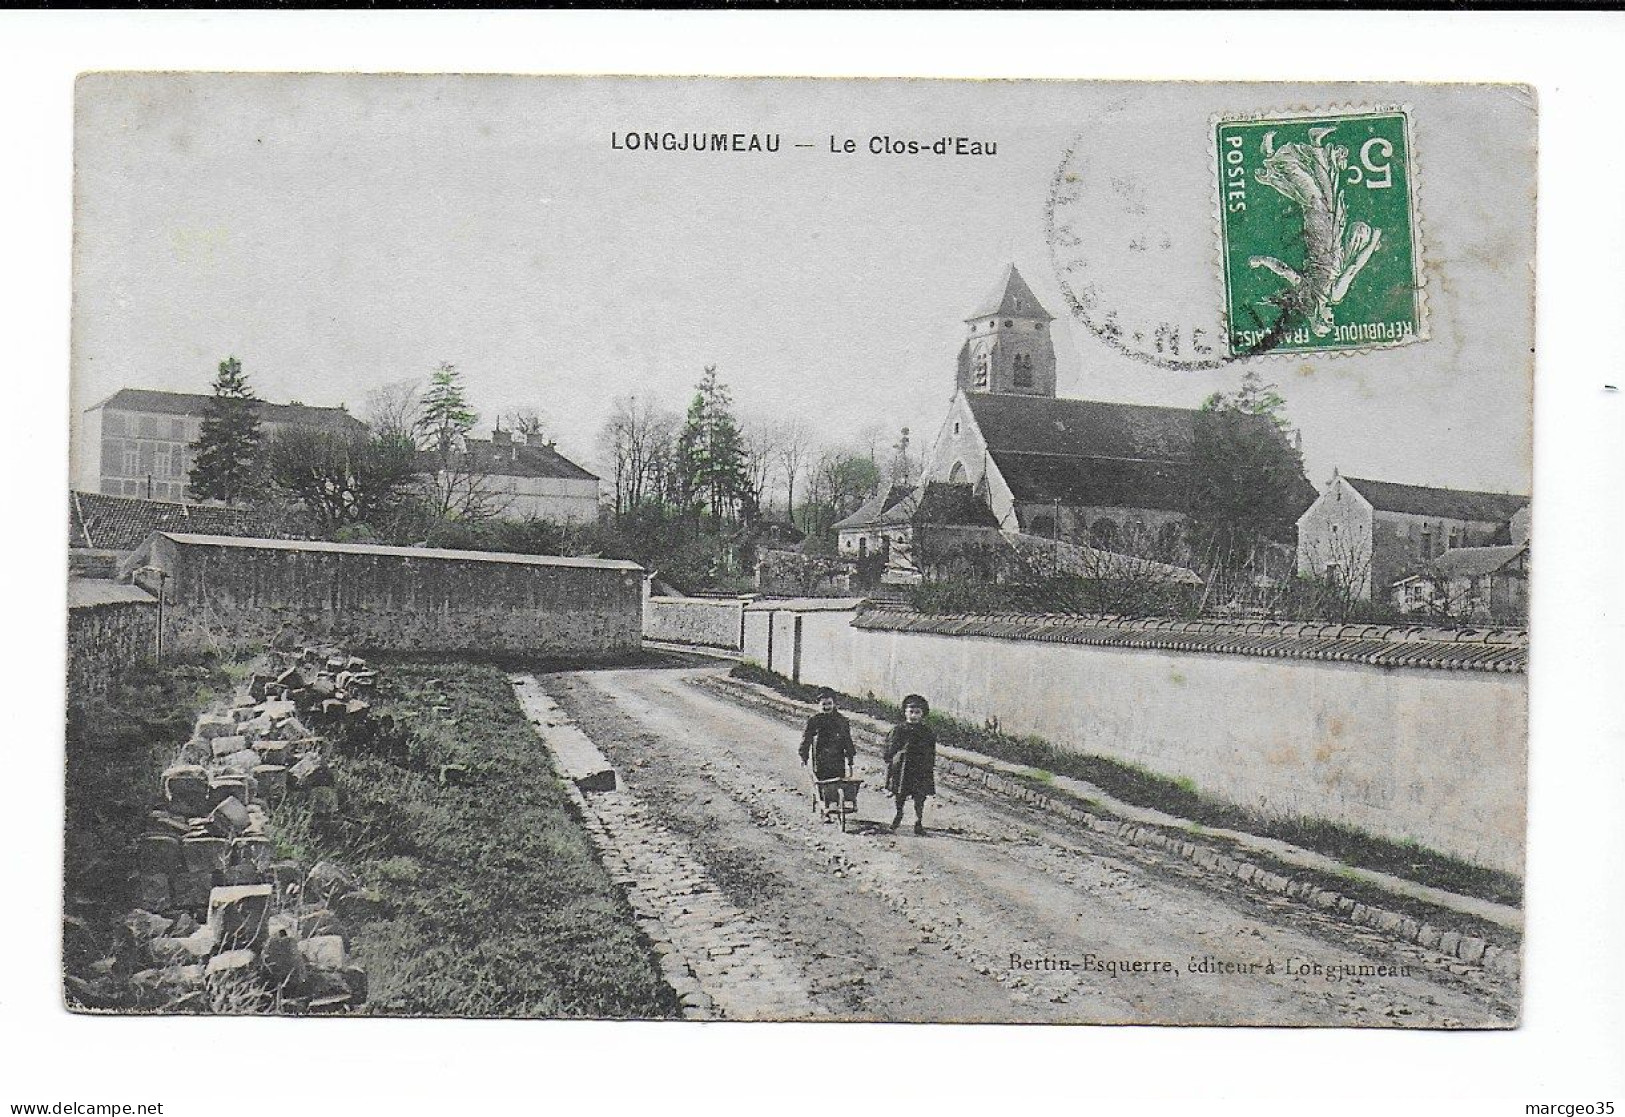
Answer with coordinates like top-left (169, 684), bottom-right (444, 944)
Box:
top-left (417, 362), bottom-right (478, 452)
top-left (188, 356), bottom-right (264, 504)
top-left (675, 365), bottom-right (750, 524)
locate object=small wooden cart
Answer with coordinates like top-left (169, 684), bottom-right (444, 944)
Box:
top-left (812, 775), bottom-right (863, 831)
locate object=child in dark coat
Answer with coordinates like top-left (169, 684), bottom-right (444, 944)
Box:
top-left (884, 694), bottom-right (937, 834)
top-left (799, 688), bottom-right (855, 784)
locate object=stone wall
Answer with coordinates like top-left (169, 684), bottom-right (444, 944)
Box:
top-left (124, 533), bottom-right (643, 657)
top-left (643, 596), bottom-right (747, 650)
top-left (742, 602), bottom-right (1527, 875)
top-left (67, 580), bottom-right (157, 705)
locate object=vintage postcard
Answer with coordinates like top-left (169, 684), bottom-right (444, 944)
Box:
top-left (65, 75), bottom-right (1531, 1025)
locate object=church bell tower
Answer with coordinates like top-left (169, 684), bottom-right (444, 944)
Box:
top-left (956, 263), bottom-right (1057, 397)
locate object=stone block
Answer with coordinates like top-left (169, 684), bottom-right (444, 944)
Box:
top-left (239, 716), bottom-right (276, 743)
top-left (137, 834), bottom-right (182, 874)
top-left (195, 714), bottom-right (236, 740)
top-left (289, 753), bottom-right (329, 790)
top-left (205, 949), bottom-right (259, 978)
top-left (208, 774), bottom-right (250, 808)
top-left (280, 718), bottom-right (315, 742)
top-left (321, 699), bottom-right (347, 719)
top-left (344, 699), bottom-right (370, 717)
top-left (207, 883), bottom-right (273, 951)
top-left (212, 734), bottom-right (250, 759)
top-left (207, 796), bottom-right (251, 838)
top-left (179, 738), bottom-right (213, 765)
top-left (261, 699), bottom-right (297, 722)
top-left (298, 934), bottom-right (347, 971)
top-left (162, 765), bottom-right (211, 816)
top-left (149, 926), bottom-right (216, 965)
top-left (254, 764), bottom-right (288, 804)
top-left (170, 869), bottom-right (215, 909)
top-left (1438, 931), bottom-right (1462, 956)
top-left (1418, 923), bottom-right (1442, 949)
top-left (135, 873), bottom-right (171, 912)
top-left (256, 741), bottom-right (291, 765)
top-left (233, 834), bottom-right (274, 873)
top-left (220, 748), bottom-right (263, 775)
top-left (1457, 935), bottom-right (1488, 964)
top-left (220, 864), bottom-right (269, 887)
top-left (249, 672), bottom-right (276, 701)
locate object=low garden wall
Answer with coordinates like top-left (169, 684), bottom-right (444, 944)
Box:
top-left (643, 596), bottom-right (747, 650)
top-left (742, 601), bottom-right (1528, 876)
top-left (67, 579), bottom-right (158, 704)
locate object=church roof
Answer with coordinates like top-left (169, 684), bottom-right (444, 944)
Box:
top-left (964, 393), bottom-right (1312, 515)
top-left (964, 264), bottom-right (1054, 322)
top-left (991, 452), bottom-right (1194, 513)
top-left (1343, 477), bottom-right (1528, 524)
top-left (965, 393), bottom-right (1198, 461)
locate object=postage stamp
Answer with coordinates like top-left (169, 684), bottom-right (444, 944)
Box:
top-left (1215, 108), bottom-right (1424, 357)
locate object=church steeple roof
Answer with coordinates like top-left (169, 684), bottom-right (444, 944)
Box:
top-left (964, 263), bottom-right (1054, 322)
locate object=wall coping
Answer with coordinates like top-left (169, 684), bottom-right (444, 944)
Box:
top-left (68, 577), bottom-right (156, 610)
top-left (153, 532), bottom-right (644, 572)
top-left (743, 597), bottom-right (868, 613)
top-left (851, 604), bottom-right (1527, 674)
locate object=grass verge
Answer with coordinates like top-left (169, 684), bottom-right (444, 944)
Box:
top-left (301, 657), bottom-right (677, 1018)
top-left (731, 662), bottom-right (1522, 909)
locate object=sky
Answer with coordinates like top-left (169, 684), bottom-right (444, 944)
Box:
top-left (71, 75), bottom-right (1535, 499)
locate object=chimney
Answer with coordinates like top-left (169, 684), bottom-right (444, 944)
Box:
top-left (492, 428), bottom-right (512, 447)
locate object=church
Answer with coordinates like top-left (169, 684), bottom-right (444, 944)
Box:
top-left (840, 264), bottom-right (1246, 563)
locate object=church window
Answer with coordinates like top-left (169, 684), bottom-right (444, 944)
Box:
top-left (949, 461), bottom-right (967, 483)
top-left (975, 353), bottom-right (989, 389)
top-left (1003, 320), bottom-right (1013, 328)
top-left (953, 421), bottom-right (961, 435)
top-left (1013, 354), bottom-right (1033, 389)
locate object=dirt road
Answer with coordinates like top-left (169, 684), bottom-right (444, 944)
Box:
top-left (541, 663), bottom-right (1517, 1026)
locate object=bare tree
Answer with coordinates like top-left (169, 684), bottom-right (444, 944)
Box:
top-left (599, 395), bottom-right (679, 517)
top-left (776, 416), bottom-right (812, 521)
top-left (741, 419), bottom-right (779, 522)
top-left (499, 408), bottom-right (547, 441)
top-left (365, 379), bottom-right (422, 443)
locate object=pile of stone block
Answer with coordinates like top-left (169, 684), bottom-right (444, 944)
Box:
top-left (74, 646), bottom-right (382, 1014)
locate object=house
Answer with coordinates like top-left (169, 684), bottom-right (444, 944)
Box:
top-left (1296, 472), bottom-right (1529, 600)
top-left (1391, 542), bottom-right (1529, 623)
top-left (420, 429), bottom-right (602, 523)
top-left (80, 388), bottom-right (365, 503)
top-left (919, 264), bottom-right (1311, 557)
top-left (833, 485), bottom-right (914, 560)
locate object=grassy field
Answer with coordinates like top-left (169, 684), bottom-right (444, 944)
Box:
top-left (732, 662), bottom-right (1523, 910)
top-left (293, 658), bottom-right (677, 1018)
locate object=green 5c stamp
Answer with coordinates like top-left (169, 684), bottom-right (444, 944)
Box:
top-left (1216, 108), bottom-right (1423, 357)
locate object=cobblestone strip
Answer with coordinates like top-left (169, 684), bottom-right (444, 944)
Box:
top-left (511, 675), bottom-right (822, 1021)
top-left (702, 674), bottom-right (1520, 981)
